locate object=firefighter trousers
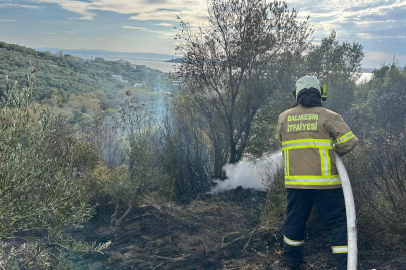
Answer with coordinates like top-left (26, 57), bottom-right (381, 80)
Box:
top-left (283, 188), bottom-right (348, 270)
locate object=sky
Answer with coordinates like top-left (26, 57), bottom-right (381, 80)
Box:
top-left (0, 0), bottom-right (405, 68)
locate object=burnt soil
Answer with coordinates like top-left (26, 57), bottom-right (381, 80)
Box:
top-left (68, 188), bottom-right (406, 270)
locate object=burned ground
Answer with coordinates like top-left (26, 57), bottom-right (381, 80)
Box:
top-left (69, 188), bottom-right (406, 270)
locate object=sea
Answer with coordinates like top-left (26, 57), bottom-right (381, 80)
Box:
top-left (104, 57), bottom-right (179, 73)
top-left (358, 72), bottom-right (373, 83)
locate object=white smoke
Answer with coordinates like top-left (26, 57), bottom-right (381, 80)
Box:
top-left (209, 151), bottom-right (283, 194)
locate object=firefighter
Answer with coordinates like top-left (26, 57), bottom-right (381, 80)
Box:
top-left (275, 76), bottom-right (358, 270)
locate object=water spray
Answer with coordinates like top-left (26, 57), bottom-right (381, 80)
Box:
top-left (209, 152), bottom-right (283, 194)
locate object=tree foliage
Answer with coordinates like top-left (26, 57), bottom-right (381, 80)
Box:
top-left (176, 0), bottom-right (313, 173)
top-left (305, 31), bottom-right (364, 113)
top-left (347, 62), bottom-right (406, 139)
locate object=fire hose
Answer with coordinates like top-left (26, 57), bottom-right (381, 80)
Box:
top-left (335, 152), bottom-right (357, 270)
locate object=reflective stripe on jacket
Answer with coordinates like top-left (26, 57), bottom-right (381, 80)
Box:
top-left (276, 105), bottom-right (358, 189)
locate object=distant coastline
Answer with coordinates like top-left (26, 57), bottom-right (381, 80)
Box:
top-left (35, 47), bottom-right (176, 62)
top-left (104, 57), bottom-right (179, 73)
top-left (164, 58), bottom-right (183, 63)
top-left (362, 68), bottom-right (375, 73)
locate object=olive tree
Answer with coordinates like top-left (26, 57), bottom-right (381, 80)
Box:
top-left (305, 31), bottom-right (364, 114)
top-left (176, 0), bottom-right (312, 174)
top-left (0, 68), bottom-right (107, 269)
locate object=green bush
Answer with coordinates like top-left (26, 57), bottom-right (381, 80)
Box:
top-left (97, 97), bottom-right (172, 228)
top-left (0, 72), bottom-right (107, 269)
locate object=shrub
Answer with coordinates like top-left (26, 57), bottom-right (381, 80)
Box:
top-left (156, 103), bottom-right (212, 200)
top-left (104, 95), bottom-right (171, 229)
top-left (0, 70), bottom-right (106, 268)
top-left (349, 133), bottom-right (406, 232)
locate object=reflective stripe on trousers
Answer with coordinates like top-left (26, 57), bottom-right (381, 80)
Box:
top-left (332, 245), bottom-right (348, 253)
top-left (284, 235), bottom-right (304, 247)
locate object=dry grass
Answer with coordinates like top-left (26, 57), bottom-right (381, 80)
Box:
top-left (69, 189), bottom-right (405, 270)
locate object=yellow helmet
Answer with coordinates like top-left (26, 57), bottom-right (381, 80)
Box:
top-left (294, 76), bottom-right (327, 101)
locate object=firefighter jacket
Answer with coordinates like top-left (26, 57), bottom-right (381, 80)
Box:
top-left (276, 105), bottom-right (358, 189)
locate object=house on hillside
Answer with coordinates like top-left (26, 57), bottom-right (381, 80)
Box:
top-left (94, 57), bottom-right (105, 63)
top-left (172, 80), bottom-right (182, 86)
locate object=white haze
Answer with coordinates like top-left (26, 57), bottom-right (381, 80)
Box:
top-left (209, 151), bottom-right (283, 194)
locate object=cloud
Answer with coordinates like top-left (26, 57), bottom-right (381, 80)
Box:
top-left (123, 25), bottom-right (177, 39)
top-left (122, 26), bottom-right (149, 31)
top-left (128, 10), bottom-right (207, 26)
top-left (29, 0), bottom-right (207, 23)
top-left (356, 32), bottom-right (375, 39)
top-left (28, 0), bottom-right (97, 20)
top-left (59, 1), bottom-right (96, 20)
top-left (24, 0), bottom-right (406, 37)
top-left (0, 19), bottom-right (17, 22)
top-left (156, 23), bottom-right (174, 27)
top-left (44, 32), bottom-right (57, 35)
top-left (0, 3), bottom-right (42, 9)
top-left (291, 0), bottom-right (406, 37)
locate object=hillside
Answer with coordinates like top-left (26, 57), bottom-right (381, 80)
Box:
top-left (0, 41), bottom-right (177, 130)
top-left (35, 47), bottom-right (175, 61)
top-left (0, 41), bottom-right (176, 102)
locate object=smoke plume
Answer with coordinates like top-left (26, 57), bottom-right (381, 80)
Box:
top-left (209, 151), bottom-right (283, 194)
